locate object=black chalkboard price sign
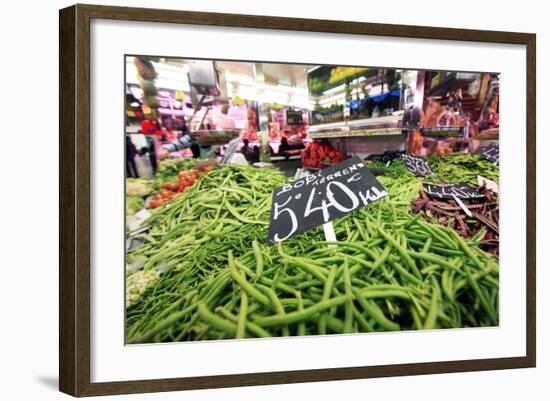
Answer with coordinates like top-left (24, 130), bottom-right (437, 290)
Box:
top-left (286, 109), bottom-right (304, 125)
top-left (268, 156), bottom-right (388, 244)
top-left (424, 182), bottom-right (485, 200)
top-left (401, 154), bottom-right (432, 176)
top-left (479, 143), bottom-right (499, 164)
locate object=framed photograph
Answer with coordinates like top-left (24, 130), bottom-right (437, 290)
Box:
top-left (59, 4), bottom-right (536, 397)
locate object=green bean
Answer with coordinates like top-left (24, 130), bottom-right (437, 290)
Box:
top-left (360, 289), bottom-right (411, 300)
top-left (228, 251), bottom-right (270, 307)
top-left (236, 283), bottom-right (248, 339)
top-left (253, 295), bottom-right (350, 327)
top-left (423, 283), bottom-right (439, 330)
top-left (378, 226), bottom-right (422, 279)
top-left (225, 199), bottom-right (266, 225)
top-left (259, 284), bottom-right (289, 336)
top-left (366, 245), bottom-right (391, 277)
top-left (353, 289), bottom-right (400, 331)
top-left (217, 307), bottom-right (271, 338)
top-left (296, 279), bottom-right (324, 290)
top-left (198, 304), bottom-right (236, 337)
top-left (277, 242), bottom-right (328, 281)
top-left (464, 264), bottom-right (497, 324)
top-left (319, 266), bottom-right (337, 335)
top-left (353, 307), bottom-right (375, 332)
top-left (342, 260), bottom-right (354, 333)
top-left (410, 306), bottom-right (422, 330)
top-left (252, 240), bottom-right (264, 282)
top-left (296, 292), bottom-right (307, 336)
top-left (389, 260), bottom-right (424, 286)
top-left (417, 221), bottom-right (458, 251)
top-left (344, 254), bottom-right (374, 276)
top-left (441, 269), bottom-right (454, 301)
top-left (448, 228), bottom-right (484, 270)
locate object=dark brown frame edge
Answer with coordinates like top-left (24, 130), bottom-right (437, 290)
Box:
top-left (59, 3), bottom-right (536, 397)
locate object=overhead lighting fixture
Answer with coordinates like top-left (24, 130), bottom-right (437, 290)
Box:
top-left (130, 101), bottom-right (140, 107)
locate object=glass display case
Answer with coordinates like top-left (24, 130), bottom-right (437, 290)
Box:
top-left (307, 65), bottom-right (406, 139)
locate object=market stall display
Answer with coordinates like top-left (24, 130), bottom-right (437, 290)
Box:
top-left (412, 188), bottom-right (499, 256)
top-left (126, 158), bottom-right (499, 343)
top-left (301, 141), bottom-right (348, 169)
top-left (124, 57), bottom-right (500, 344)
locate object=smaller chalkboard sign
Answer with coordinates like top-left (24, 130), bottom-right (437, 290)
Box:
top-left (268, 156), bottom-right (387, 244)
top-left (401, 154), bottom-right (432, 176)
top-left (479, 143), bottom-right (499, 164)
top-left (424, 182), bottom-right (485, 200)
top-left (286, 109), bottom-right (303, 125)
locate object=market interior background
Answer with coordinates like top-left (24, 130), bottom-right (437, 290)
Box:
top-left (125, 56), bottom-right (498, 180)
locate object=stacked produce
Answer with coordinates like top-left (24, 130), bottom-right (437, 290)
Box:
top-left (311, 104), bottom-right (344, 124)
top-left (370, 153), bottom-right (498, 184)
top-left (126, 163), bottom-right (498, 343)
top-left (412, 189), bottom-right (499, 256)
top-left (370, 154), bottom-right (500, 255)
top-left (126, 178), bottom-right (154, 216)
top-left (428, 153), bottom-right (499, 185)
top-left (309, 67), bottom-right (373, 95)
top-left (328, 66), bottom-right (370, 85)
top-left (152, 158), bottom-right (201, 190)
top-left (301, 141), bottom-right (349, 169)
top-left (126, 269), bottom-right (160, 308)
top-left (126, 159), bottom-right (215, 214)
top-left (367, 157), bottom-right (410, 179)
top-left (149, 170), bottom-right (197, 209)
top-left (134, 56), bottom-right (159, 120)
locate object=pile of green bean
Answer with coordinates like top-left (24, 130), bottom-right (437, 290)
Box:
top-left (428, 153), bottom-right (499, 184)
top-left (126, 164), bottom-right (498, 343)
top-left (367, 158), bottom-right (412, 180)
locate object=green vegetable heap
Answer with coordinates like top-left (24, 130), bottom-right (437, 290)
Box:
top-left (126, 163), bottom-right (499, 343)
top-left (153, 158), bottom-right (202, 190)
top-left (428, 153), bottom-right (499, 185)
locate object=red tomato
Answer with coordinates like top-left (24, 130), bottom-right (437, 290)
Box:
top-left (149, 199), bottom-right (161, 208)
top-left (162, 182), bottom-right (178, 191)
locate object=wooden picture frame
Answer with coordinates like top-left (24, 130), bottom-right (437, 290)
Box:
top-left (59, 3), bottom-right (536, 397)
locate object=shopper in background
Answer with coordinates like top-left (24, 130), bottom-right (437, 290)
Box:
top-left (249, 146), bottom-right (260, 164)
top-left (132, 146), bottom-right (154, 178)
top-left (126, 136), bottom-right (138, 178)
top-left (158, 131), bottom-right (194, 160)
top-left (158, 117), bottom-right (202, 160)
top-left (148, 139), bottom-right (158, 173)
top-left (278, 137), bottom-right (290, 153)
top-left (278, 136), bottom-right (291, 159)
top-left (139, 118), bottom-right (160, 173)
top-left (139, 118), bottom-right (158, 136)
top-left (160, 125), bottom-right (177, 142)
top-left (241, 138), bottom-right (251, 159)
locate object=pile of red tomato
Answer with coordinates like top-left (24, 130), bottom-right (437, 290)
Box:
top-left (148, 163), bottom-right (214, 209)
top-left (301, 141), bottom-right (348, 169)
top-left (148, 189), bottom-right (177, 209)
